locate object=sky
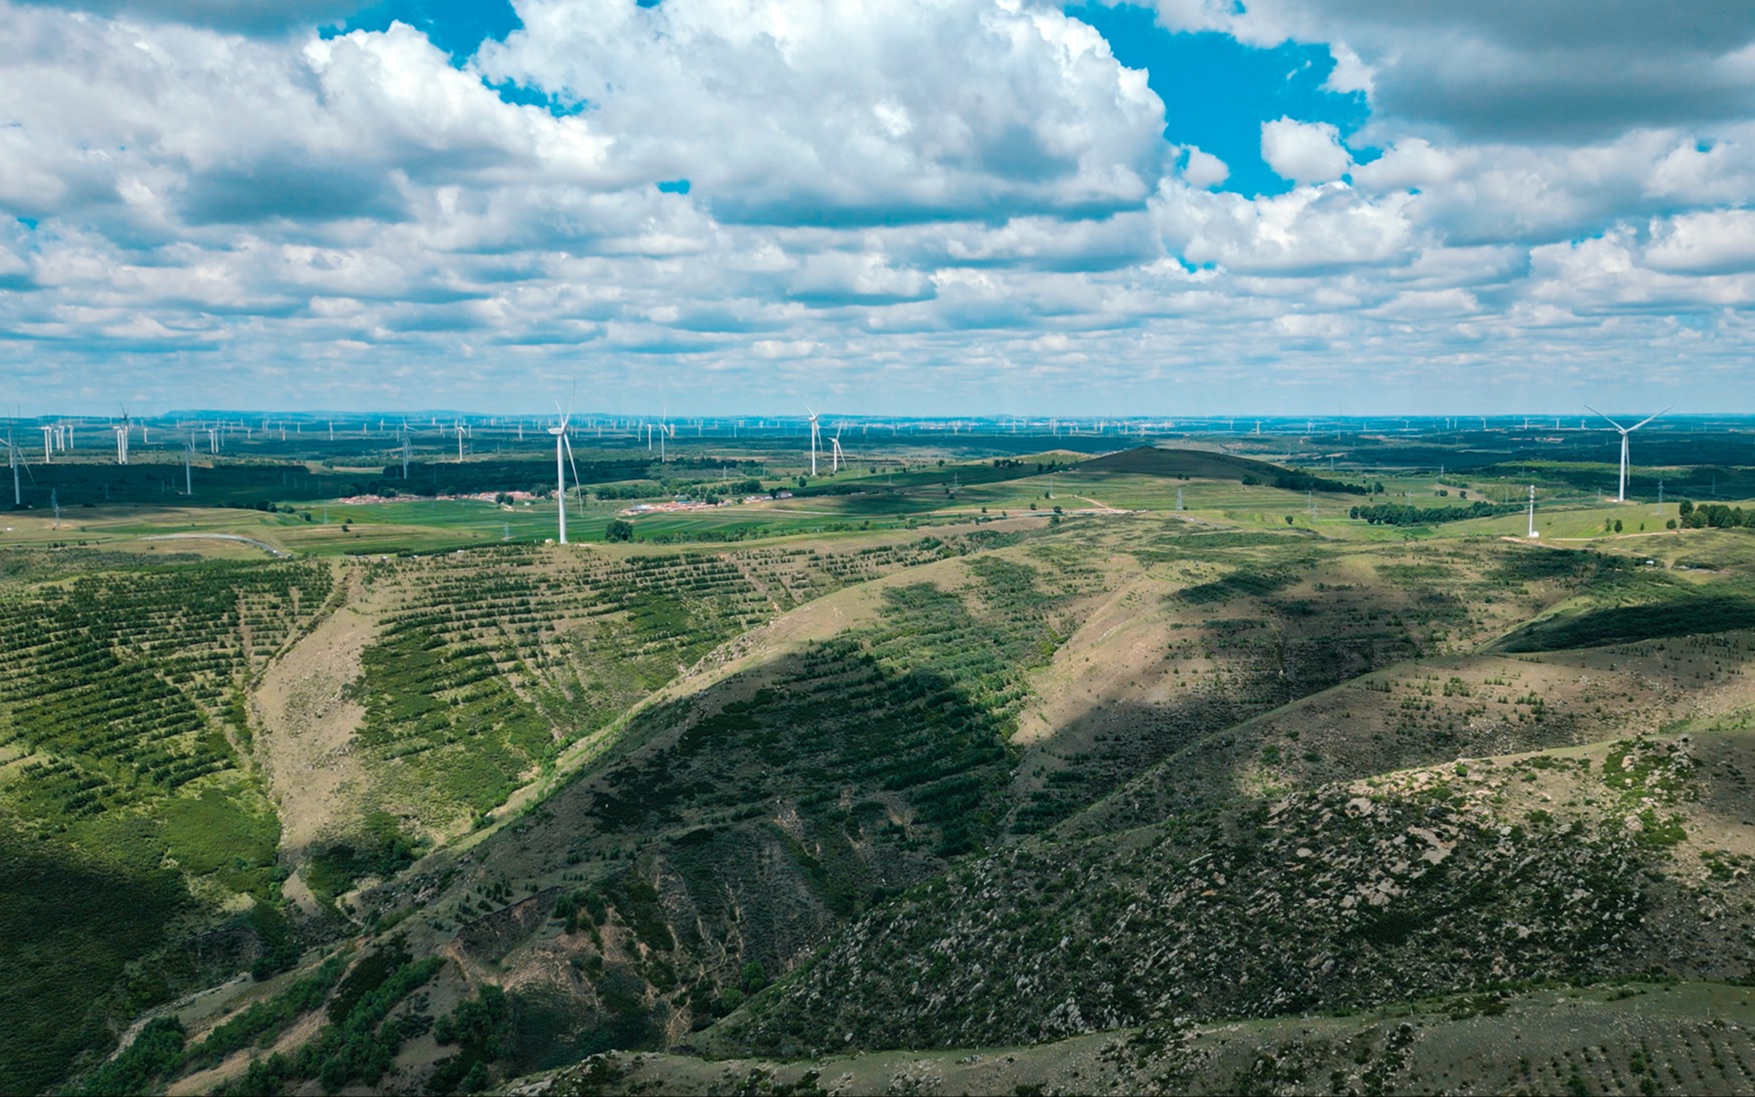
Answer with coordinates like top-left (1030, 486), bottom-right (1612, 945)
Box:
top-left (4, 1), bottom-right (1755, 416)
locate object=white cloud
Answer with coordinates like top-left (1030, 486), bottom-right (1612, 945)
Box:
top-left (1322, 42), bottom-right (1373, 96)
top-left (1260, 117), bottom-right (1352, 185)
top-left (475, 0), bottom-right (1168, 225)
top-left (1180, 146), bottom-right (1230, 188)
top-left (1157, 180), bottom-right (1414, 275)
top-left (1145, 1), bottom-right (1755, 143)
top-left (3, 1), bottom-right (1755, 413)
top-left (1644, 210), bottom-right (1755, 275)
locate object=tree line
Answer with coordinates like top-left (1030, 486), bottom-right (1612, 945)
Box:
top-left (1678, 500), bottom-right (1755, 529)
top-left (1349, 500), bottom-right (1521, 526)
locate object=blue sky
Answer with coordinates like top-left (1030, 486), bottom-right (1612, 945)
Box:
top-left (3, 0), bottom-right (1755, 415)
top-left (1066, 4), bottom-right (1369, 197)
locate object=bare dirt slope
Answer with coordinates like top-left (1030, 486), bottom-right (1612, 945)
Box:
top-left (251, 565), bottom-right (375, 881)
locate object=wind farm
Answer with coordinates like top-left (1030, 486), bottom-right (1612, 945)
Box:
top-left (16, 3), bottom-right (1755, 1092)
top-left (5, 404), bottom-right (1755, 1097)
top-left (1, 409), bottom-right (1748, 551)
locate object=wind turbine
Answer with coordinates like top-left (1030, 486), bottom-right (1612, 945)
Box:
top-left (39, 425), bottom-right (53, 463)
top-left (830, 422), bottom-right (845, 474)
top-left (1587, 405), bottom-right (1670, 503)
top-left (113, 405), bottom-right (131, 465)
top-left (548, 401), bottom-right (581, 544)
top-left (6, 433), bottom-right (29, 508)
top-left (1526, 484), bottom-right (1538, 539)
top-left (454, 421), bottom-right (469, 463)
top-left (183, 441), bottom-right (195, 496)
top-left (805, 407), bottom-right (821, 476)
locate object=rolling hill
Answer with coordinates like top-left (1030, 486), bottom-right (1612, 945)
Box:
top-left (10, 503), bottom-right (1755, 1096)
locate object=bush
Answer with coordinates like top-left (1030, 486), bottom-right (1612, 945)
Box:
top-left (76, 1017), bottom-right (186, 1096)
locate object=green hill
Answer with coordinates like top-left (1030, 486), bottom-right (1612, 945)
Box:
top-left (16, 500), bottom-right (1755, 1096)
top-left (1076, 445), bottom-right (1287, 480)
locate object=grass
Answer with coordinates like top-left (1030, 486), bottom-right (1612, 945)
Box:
top-left (0, 823), bottom-right (187, 1095)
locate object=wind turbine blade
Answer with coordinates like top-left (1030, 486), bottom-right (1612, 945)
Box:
top-left (1627, 406), bottom-right (1672, 432)
top-left (1584, 405), bottom-right (1628, 432)
top-left (563, 432), bottom-right (581, 490)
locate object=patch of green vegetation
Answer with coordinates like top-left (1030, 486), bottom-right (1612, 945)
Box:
top-left (304, 812), bottom-right (421, 902)
top-left (429, 984), bottom-right (512, 1094)
top-left (181, 952), bottom-right (350, 1071)
top-left (0, 824), bottom-right (187, 1096)
top-left (75, 1016), bottom-right (187, 1097)
top-left (1633, 809), bottom-right (1687, 848)
top-left (1178, 563), bottom-right (1308, 604)
top-left (159, 782), bottom-right (281, 896)
top-left (348, 540), bottom-right (960, 827)
top-left (218, 951), bottom-right (444, 1095)
top-left (1501, 594), bottom-right (1755, 651)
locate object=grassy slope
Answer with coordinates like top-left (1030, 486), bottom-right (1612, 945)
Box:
top-left (539, 981), bottom-right (1755, 1097)
top-left (35, 513), bottom-right (1755, 1095)
top-left (1076, 444), bottom-right (1287, 480)
top-left (0, 555), bottom-right (334, 1092)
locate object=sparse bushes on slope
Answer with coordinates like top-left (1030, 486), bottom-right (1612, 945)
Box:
top-left (726, 750), bottom-right (1693, 1055)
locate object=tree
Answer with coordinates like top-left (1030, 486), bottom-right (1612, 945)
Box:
top-left (604, 519), bottom-right (634, 542)
top-left (1614, 519), bottom-right (1623, 533)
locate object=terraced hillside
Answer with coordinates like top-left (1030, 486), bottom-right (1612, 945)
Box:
top-left (0, 528), bottom-right (1013, 1091)
top-left (20, 505), bottom-right (1755, 1097)
top-left (0, 554), bottom-right (335, 1093)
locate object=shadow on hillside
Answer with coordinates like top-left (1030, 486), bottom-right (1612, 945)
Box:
top-left (0, 827), bottom-right (188, 1095)
top-left (420, 640), bottom-right (1032, 1057)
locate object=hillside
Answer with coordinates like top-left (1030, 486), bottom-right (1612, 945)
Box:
top-left (538, 981), bottom-right (1755, 1096)
top-left (12, 503), bottom-right (1755, 1096)
top-left (1076, 445), bottom-right (1287, 480)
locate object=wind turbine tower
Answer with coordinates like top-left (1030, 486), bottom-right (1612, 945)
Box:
top-left (806, 407), bottom-right (821, 476)
top-left (1527, 484), bottom-right (1538, 539)
top-left (1586, 405), bottom-right (1669, 503)
top-left (183, 442), bottom-right (195, 496)
top-left (7, 435), bottom-right (23, 508)
top-left (548, 404), bottom-right (580, 545)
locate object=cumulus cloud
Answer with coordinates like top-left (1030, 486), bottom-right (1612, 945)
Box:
top-left (1644, 210), bottom-right (1755, 276)
top-left (12, 0), bottom-right (360, 35)
top-left (475, 0), bottom-right (1168, 226)
top-left (1156, 180), bottom-right (1414, 275)
top-left (1260, 118), bottom-right (1352, 185)
top-left (2, 0), bottom-right (1755, 412)
top-left (1180, 147), bottom-right (1230, 188)
top-left (1145, 1), bottom-right (1755, 142)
